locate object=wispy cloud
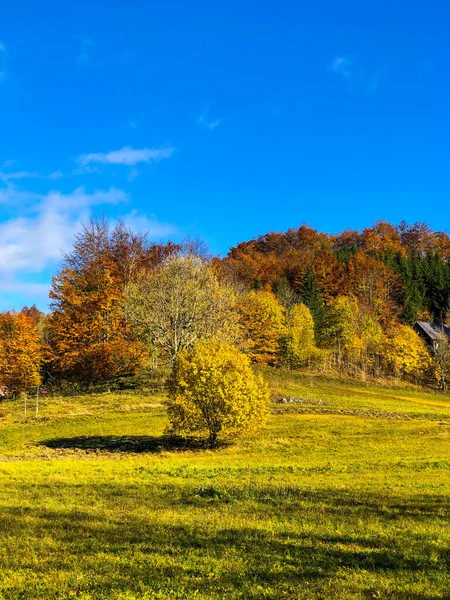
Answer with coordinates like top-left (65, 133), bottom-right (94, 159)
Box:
top-left (127, 168), bottom-right (139, 182)
top-left (331, 56), bottom-right (352, 78)
top-left (0, 171), bottom-right (41, 182)
top-left (77, 37), bottom-right (96, 66)
top-left (198, 111), bottom-right (222, 130)
top-left (330, 56), bottom-right (384, 93)
top-left (48, 170), bottom-right (64, 180)
top-left (77, 145), bottom-right (175, 167)
top-left (0, 169), bottom-right (65, 182)
top-left (0, 41), bottom-right (7, 83)
top-left (0, 186), bottom-right (128, 274)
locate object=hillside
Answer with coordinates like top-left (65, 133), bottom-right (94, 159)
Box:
top-left (1, 370), bottom-right (449, 599)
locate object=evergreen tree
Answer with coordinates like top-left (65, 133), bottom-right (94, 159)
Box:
top-left (299, 268), bottom-right (325, 342)
top-left (398, 254), bottom-right (427, 325)
top-left (422, 254), bottom-right (450, 325)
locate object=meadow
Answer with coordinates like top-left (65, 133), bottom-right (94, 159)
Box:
top-left (0, 369), bottom-right (449, 599)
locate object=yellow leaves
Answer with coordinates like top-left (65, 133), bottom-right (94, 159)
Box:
top-left (281, 303), bottom-right (320, 369)
top-left (237, 291), bottom-right (286, 365)
top-left (166, 339), bottom-right (270, 446)
top-left (382, 325), bottom-right (431, 378)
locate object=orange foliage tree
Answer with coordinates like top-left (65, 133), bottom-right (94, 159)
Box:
top-left (0, 312), bottom-right (42, 394)
top-left (237, 291), bottom-right (286, 365)
top-left (47, 220), bottom-right (176, 382)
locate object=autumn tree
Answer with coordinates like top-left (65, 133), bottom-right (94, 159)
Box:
top-left (237, 290), bottom-right (286, 365)
top-left (321, 296), bottom-right (360, 368)
top-left (433, 333), bottom-right (450, 390)
top-left (46, 219), bottom-right (167, 382)
top-left (280, 303), bottom-right (320, 369)
top-left (382, 325), bottom-right (431, 380)
top-left (346, 252), bottom-right (401, 324)
top-left (0, 312), bottom-right (42, 408)
top-left (125, 255), bottom-right (237, 364)
top-left (167, 339), bottom-right (270, 448)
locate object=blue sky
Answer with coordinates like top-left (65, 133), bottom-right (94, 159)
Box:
top-left (0, 0), bottom-right (449, 310)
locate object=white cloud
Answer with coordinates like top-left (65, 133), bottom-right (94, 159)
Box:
top-left (0, 169), bottom-right (66, 182)
top-left (0, 186), bottom-right (128, 273)
top-left (0, 42), bottom-right (7, 83)
top-left (77, 145), bottom-right (175, 167)
top-left (0, 171), bottom-right (42, 182)
top-left (331, 56), bottom-right (352, 78)
top-left (198, 112), bottom-right (221, 130)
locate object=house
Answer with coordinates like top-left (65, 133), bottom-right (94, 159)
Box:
top-left (415, 321), bottom-right (450, 351)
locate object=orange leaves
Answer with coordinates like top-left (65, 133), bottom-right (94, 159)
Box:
top-left (47, 221), bottom-right (157, 382)
top-left (0, 312), bottom-right (42, 392)
top-left (346, 252), bottom-right (402, 324)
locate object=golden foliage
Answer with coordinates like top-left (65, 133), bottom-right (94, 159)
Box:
top-left (281, 303), bottom-right (321, 368)
top-left (382, 325), bottom-right (431, 379)
top-left (0, 312), bottom-right (42, 392)
top-left (166, 339), bottom-right (270, 447)
top-left (237, 290), bottom-right (286, 365)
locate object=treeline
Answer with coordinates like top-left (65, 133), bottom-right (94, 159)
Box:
top-left (1, 219), bottom-right (450, 396)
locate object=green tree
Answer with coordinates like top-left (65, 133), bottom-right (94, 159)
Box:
top-left (422, 254), bottom-right (450, 325)
top-left (300, 268), bottom-right (325, 342)
top-left (167, 339), bottom-right (270, 448)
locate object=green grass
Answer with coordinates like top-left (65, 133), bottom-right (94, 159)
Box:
top-left (1, 369), bottom-right (450, 599)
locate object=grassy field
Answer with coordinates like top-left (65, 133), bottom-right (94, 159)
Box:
top-left (0, 369), bottom-right (449, 599)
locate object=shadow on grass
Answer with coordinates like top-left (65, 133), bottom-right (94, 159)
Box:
top-left (1, 489), bottom-right (449, 599)
top-left (39, 434), bottom-right (211, 453)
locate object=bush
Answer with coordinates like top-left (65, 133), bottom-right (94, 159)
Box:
top-left (166, 339), bottom-right (270, 448)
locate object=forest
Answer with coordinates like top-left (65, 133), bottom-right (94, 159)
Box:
top-left (1, 219), bottom-right (450, 396)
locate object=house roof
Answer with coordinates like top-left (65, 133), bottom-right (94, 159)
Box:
top-left (416, 321), bottom-right (450, 341)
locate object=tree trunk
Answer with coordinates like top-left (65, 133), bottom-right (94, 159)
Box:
top-left (208, 432), bottom-right (218, 449)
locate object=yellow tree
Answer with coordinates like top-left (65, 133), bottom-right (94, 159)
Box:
top-left (167, 339), bottom-right (270, 448)
top-left (0, 312), bottom-right (42, 413)
top-left (237, 290), bottom-right (286, 364)
top-left (359, 314), bottom-right (385, 378)
top-left (321, 296), bottom-right (360, 369)
top-left (382, 325), bottom-right (431, 380)
top-left (281, 303), bottom-right (319, 368)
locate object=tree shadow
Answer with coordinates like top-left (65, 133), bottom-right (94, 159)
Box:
top-left (39, 434), bottom-right (210, 453)
top-left (1, 495), bottom-right (448, 599)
